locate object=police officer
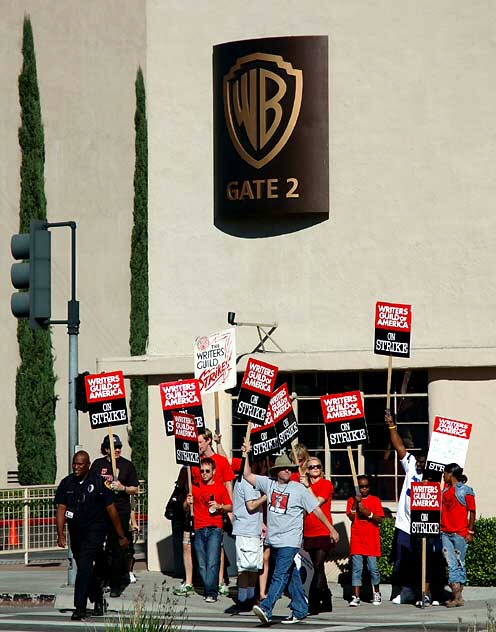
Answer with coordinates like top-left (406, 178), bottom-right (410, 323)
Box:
top-left (55, 451), bottom-right (128, 621)
top-left (90, 434), bottom-right (139, 597)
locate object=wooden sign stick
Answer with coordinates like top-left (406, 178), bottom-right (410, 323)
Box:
top-left (421, 537), bottom-right (427, 609)
top-left (187, 466), bottom-right (194, 519)
top-left (108, 427), bottom-right (117, 479)
top-left (238, 422), bottom-right (253, 481)
top-left (291, 439), bottom-right (302, 476)
top-left (347, 445), bottom-right (360, 495)
top-left (214, 391), bottom-right (220, 435)
top-left (386, 355), bottom-right (393, 410)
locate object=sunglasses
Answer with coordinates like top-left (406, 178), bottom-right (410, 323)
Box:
top-left (308, 464), bottom-right (322, 470)
top-left (359, 484), bottom-right (369, 488)
top-left (200, 469), bottom-right (212, 474)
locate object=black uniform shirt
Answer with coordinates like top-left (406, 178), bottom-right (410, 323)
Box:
top-left (54, 470), bottom-right (114, 531)
top-left (90, 456), bottom-right (139, 514)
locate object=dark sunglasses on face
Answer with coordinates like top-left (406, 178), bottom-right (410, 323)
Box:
top-left (200, 469), bottom-right (211, 474)
top-left (359, 484), bottom-right (369, 488)
top-left (308, 464), bottom-right (322, 470)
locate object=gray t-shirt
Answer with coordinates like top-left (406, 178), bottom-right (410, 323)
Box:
top-left (254, 476), bottom-right (318, 548)
top-left (232, 477), bottom-right (263, 537)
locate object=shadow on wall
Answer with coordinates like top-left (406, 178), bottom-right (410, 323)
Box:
top-left (215, 214), bottom-right (327, 238)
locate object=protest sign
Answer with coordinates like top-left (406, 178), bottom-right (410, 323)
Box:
top-left (374, 301), bottom-right (412, 358)
top-left (84, 371), bottom-right (128, 430)
top-left (268, 384), bottom-right (298, 448)
top-left (250, 419), bottom-right (279, 458)
top-left (426, 416), bottom-right (472, 480)
top-left (160, 379), bottom-right (205, 436)
top-left (194, 328), bottom-right (237, 394)
top-left (320, 391), bottom-right (368, 448)
top-left (410, 482), bottom-right (441, 535)
top-left (234, 358), bottom-right (278, 424)
top-left (173, 412), bottom-right (200, 466)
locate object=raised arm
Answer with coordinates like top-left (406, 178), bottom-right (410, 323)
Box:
top-left (242, 440), bottom-right (256, 487)
top-left (385, 409), bottom-right (406, 460)
top-left (213, 432), bottom-right (228, 459)
top-left (246, 494), bottom-right (267, 513)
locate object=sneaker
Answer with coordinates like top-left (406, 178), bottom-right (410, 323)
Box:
top-left (205, 595), bottom-right (217, 603)
top-left (392, 594), bottom-right (402, 604)
top-left (349, 596), bottom-right (361, 607)
top-left (218, 583), bottom-right (230, 597)
top-left (253, 605), bottom-right (271, 624)
top-left (129, 572), bottom-right (137, 584)
top-left (415, 595), bottom-right (432, 608)
top-left (373, 592), bottom-right (382, 605)
top-left (173, 583), bottom-right (194, 596)
top-left (282, 615), bottom-right (306, 624)
top-left (432, 600), bottom-right (440, 606)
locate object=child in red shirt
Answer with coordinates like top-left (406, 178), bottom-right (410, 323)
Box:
top-left (346, 475), bottom-right (384, 607)
top-left (184, 458), bottom-right (232, 602)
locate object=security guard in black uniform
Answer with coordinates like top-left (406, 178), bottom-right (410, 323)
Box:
top-left (55, 450), bottom-right (128, 621)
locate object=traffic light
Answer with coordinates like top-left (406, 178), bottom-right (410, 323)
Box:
top-left (11, 219), bottom-right (51, 330)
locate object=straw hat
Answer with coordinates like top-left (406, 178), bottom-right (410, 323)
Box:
top-left (269, 454), bottom-right (299, 476)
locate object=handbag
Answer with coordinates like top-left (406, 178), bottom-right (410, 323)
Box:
top-left (164, 484), bottom-right (185, 521)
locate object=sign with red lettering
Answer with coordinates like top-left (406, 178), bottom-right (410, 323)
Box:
top-left (320, 391), bottom-right (368, 447)
top-left (194, 328), bottom-right (237, 394)
top-left (84, 371), bottom-right (128, 429)
top-left (160, 379), bottom-right (205, 436)
top-left (426, 416), bottom-right (472, 480)
top-left (374, 301), bottom-right (412, 358)
top-left (234, 358), bottom-right (278, 424)
top-left (267, 384), bottom-right (298, 448)
top-left (410, 482), bottom-right (441, 535)
top-left (173, 412), bottom-right (200, 466)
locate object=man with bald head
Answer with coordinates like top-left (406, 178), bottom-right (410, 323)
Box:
top-left (55, 451), bottom-right (128, 621)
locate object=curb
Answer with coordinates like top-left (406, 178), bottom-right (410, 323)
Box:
top-left (0, 593), bottom-right (55, 607)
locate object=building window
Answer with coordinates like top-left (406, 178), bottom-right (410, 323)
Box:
top-left (231, 369), bottom-right (428, 503)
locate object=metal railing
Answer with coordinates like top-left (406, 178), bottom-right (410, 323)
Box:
top-left (0, 481), bottom-right (147, 565)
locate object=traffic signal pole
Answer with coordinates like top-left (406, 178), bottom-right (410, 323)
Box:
top-left (46, 221), bottom-right (79, 586)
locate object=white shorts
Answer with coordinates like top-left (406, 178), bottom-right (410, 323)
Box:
top-left (235, 535), bottom-right (263, 572)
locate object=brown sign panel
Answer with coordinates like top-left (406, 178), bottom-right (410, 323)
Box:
top-left (213, 36), bottom-right (329, 221)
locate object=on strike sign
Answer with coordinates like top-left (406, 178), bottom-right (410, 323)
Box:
top-left (268, 384), bottom-right (298, 448)
top-left (84, 371), bottom-right (128, 429)
top-left (320, 391), bottom-right (368, 447)
top-left (410, 482), bottom-right (441, 535)
top-left (194, 328), bottom-right (237, 394)
top-left (374, 301), bottom-right (412, 358)
top-left (173, 412), bottom-right (200, 466)
top-left (250, 420), bottom-right (279, 458)
top-left (426, 416), bottom-right (472, 479)
top-left (160, 379), bottom-right (205, 436)
top-left (234, 358), bottom-right (278, 424)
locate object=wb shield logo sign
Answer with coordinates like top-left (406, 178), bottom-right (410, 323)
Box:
top-left (213, 36), bottom-right (329, 222)
top-left (223, 54), bottom-right (302, 169)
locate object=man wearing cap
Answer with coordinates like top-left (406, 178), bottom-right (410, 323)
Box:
top-left (243, 441), bottom-right (340, 625)
top-left (90, 434), bottom-right (139, 597)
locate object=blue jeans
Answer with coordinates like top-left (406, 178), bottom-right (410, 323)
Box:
top-left (442, 533), bottom-right (468, 584)
top-left (351, 554), bottom-right (380, 587)
top-left (193, 526), bottom-right (223, 598)
top-left (260, 546), bottom-right (307, 620)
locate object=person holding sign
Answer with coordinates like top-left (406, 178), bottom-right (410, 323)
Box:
top-left (385, 409), bottom-right (426, 603)
top-left (441, 464), bottom-right (476, 608)
top-left (90, 434), bottom-right (139, 598)
top-left (301, 457), bottom-right (335, 615)
top-left (184, 458), bottom-right (232, 603)
top-left (346, 476), bottom-right (384, 607)
top-left (243, 442), bottom-right (339, 625)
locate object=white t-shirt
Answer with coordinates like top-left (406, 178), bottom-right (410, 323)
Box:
top-left (395, 452), bottom-right (423, 534)
top-left (254, 476), bottom-right (318, 548)
top-left (232, 477), bottom-right (263, 537)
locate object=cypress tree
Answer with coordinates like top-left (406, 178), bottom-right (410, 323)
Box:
top-left (128, 68), bottom-right (149, 480)
top-left (15, 16), bottom-right (57, 484)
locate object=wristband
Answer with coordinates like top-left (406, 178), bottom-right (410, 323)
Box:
top-left (388, 425), bottom-right (397, 430)
top-left (467, 530), bottom-right (474, 534)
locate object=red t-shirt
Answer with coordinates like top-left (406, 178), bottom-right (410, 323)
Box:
top-left (191, 453), bottom-right (235, 487)
top-left (191, 480), bottom-right (231, 530)
top-left (346, 495), bottom-right (384, 557)
top-left (304, 478), bottom-right (334, 537)
top-left (441, 485), bottom-right (476, 536)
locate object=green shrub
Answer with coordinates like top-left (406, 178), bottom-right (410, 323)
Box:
top-left (378, 517), bottom-right (395, 582)
top-left (466, 517), bottom-right (496, 586)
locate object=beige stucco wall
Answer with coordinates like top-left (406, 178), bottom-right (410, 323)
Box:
top-left (0, 0), bottom-right (146, 484)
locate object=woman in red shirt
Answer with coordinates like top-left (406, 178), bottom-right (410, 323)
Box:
top-left (302, 457), bottom-right (335, 615)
